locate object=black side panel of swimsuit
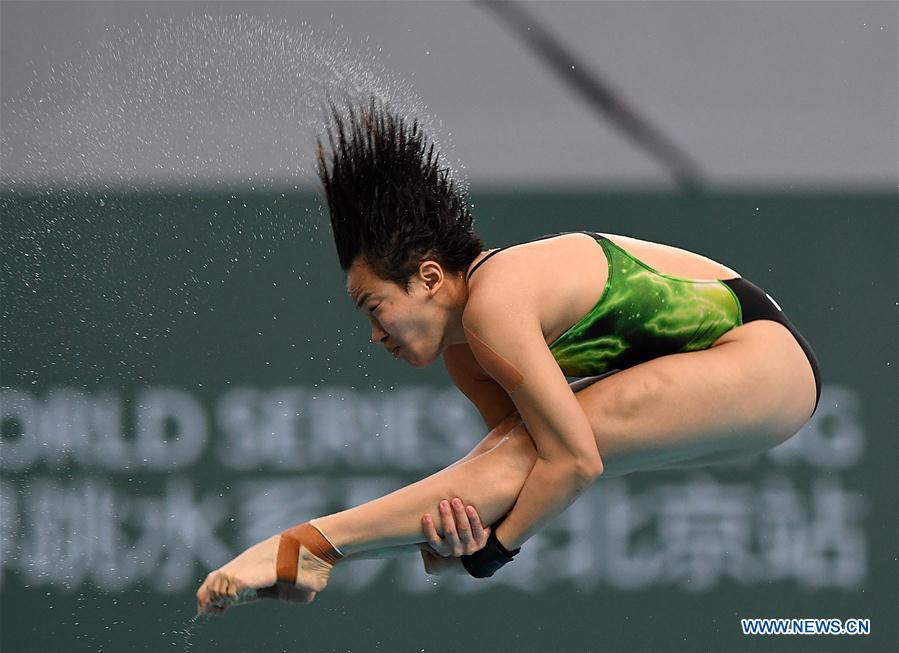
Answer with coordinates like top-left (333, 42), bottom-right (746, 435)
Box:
top-left (722, 277), bottom-right (821, 414)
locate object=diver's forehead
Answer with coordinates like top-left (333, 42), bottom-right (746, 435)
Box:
top-left (346, 281), bottom-right (365, 303)
top-left (346, 259), bottom-right (395, 308)
top-left (347, 284), bottom-right (364, 299)
top-left (346, 259), bottom-right (381, 293)
top-left (345, 264), bottom-right (365, 297)
top-left (346, 271), bottom-right (377, 309)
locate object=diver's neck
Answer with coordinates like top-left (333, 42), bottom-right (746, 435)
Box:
top-left (442, 272), bottom-right (473, 350)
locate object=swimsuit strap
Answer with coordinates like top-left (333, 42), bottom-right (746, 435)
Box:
top-left (465, 231), bottom-right (607, 282)
top-left (465, 248), bottom-right (506, 281)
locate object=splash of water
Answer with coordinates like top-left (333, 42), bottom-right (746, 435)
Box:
top-left (170, 588), bottom-right (260, 651)
top-left (1, 13), bottom-right (464, 385)
top-left (2, 13), bottom-right (462, 190)
top-left (172, 613), bottom-right (202, 653)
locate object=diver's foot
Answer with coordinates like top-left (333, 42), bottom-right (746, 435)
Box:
top-left (276, 521), bottom-right (342, 593)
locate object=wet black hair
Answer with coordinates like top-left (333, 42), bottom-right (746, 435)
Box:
top-left (316, 98), bottom-right (484, 289)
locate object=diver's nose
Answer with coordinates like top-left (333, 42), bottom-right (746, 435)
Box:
top-left (371, 323), bottom-right (388, 345)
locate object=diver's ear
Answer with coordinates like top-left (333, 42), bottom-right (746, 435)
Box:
top-left (418, 260), bottom-right (444, 294)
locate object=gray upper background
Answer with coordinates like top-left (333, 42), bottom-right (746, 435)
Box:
top-left (1, 0), bottom-right (897, 189)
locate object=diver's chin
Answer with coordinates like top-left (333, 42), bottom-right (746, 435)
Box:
top-left (407, 348), bottom-right (438, 369)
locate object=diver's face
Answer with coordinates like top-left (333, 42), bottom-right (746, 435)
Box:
top-left (346, 258), bottom-right (446, 368)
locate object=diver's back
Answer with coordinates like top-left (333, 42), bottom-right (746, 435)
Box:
top-left (600, 232), bottom-right (741, 281)
top-left (466, 232), bottom-right (741, 346)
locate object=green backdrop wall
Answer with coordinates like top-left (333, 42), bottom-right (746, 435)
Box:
top-left (1, 189), bottom-right (896, 652)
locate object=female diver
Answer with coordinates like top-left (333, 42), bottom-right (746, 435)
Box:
top-left (196, 100), bottom-right (821, 613)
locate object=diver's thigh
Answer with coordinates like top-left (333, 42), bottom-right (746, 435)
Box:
top-left (569, 321), bottom-right (816, 475)
top-left (568, 370), bottom-right (621, 393)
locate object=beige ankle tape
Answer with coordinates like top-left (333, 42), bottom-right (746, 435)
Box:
top-left (276, 522), bottom-right (343, 585)
top-left (309, 519), bottom-right (344, 556)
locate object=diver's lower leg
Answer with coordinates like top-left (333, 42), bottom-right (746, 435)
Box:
top-left (312, 424), bottom-right (538, 556)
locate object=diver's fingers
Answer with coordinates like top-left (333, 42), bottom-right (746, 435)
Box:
top-left (466, 505), bottom-right (490, 549)
top-left (450, 498), bottom-right (473, 551)
top-left (422, 514), bottom-right (448, 556)
top-left (438, 500), bottom-right (462, 556)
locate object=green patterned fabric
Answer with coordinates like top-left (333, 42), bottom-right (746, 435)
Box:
top-left (548, 236), bottom-right (743, 377)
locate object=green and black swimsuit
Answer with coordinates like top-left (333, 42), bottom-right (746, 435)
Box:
top-left (465, 231), bottom-right (821, 414)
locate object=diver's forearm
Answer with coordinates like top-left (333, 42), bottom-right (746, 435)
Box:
top-left (495, 456), bottom-right (599, 550)
top-left (313, 432), bottom-right (536, 556)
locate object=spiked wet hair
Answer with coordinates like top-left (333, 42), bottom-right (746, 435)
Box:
top-left (316, 98), bottom-right (484, 289)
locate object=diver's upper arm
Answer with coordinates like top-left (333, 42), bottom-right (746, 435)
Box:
top-left (443, 343), bottom-right (517, 431)
top-left (461, 283), bottom-right (602, 476)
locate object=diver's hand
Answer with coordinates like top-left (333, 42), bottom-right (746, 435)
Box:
top-left (418, 545), bottom-right (469, 575)
top-left (419, 498), bottom-right (489, 575)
